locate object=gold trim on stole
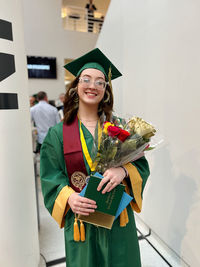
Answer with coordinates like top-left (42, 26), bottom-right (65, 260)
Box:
top-left (79, 120), bottom-right (102, 172)
top-left (123, 163), bottom-right (143, 213)
top-left (52, 185), bottom-right (75, 228)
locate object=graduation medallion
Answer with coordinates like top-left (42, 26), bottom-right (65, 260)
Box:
top-left (71, 171), bottom-right (86, 190)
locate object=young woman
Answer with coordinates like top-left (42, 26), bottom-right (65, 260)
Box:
top-left (40, 48), bottom-right (150, 267)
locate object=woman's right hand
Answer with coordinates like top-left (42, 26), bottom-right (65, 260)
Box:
top-left (68, 192), bottom-right (97, 216)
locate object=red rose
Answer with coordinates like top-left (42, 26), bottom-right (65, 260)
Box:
top-left (145, 144), bottom-right (150, 150)
top-left (107, 125), bottom-right (121, 137)
top-left (117, 129), bottom-right (130, 142)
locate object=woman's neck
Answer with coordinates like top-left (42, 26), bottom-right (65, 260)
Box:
top-left (78, 102), bottom-right (99, 122)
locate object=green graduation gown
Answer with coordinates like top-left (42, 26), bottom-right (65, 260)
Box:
top-left (40, 121), bottom-right (150, 267)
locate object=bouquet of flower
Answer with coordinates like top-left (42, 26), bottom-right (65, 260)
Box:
top-left (92, 117), bottom-right (156, 173)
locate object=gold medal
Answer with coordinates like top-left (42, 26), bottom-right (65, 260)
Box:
top-left (71, 171), bottom-right (87, 190)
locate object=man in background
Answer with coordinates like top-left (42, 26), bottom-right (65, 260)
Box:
top-left (30, 91), bottom-right (60, 152)
top-left (56, 93), bottom-right (65, 120)
top-left (85, 0), bottom-right (97, 32)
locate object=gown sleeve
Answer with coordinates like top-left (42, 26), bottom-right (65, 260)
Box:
top-left (123, 156), bottom-right (150, 213)
top-left (40, 125), bottom-right (74, 228)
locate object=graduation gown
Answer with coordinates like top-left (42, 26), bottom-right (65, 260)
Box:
top-left (40, 121), bottom-right (150, 267)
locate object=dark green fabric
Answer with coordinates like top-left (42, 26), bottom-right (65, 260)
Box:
top-left (40, 121), bottom-right (150, 267)
top-left (77, 62), bottom-right (107, 79)
top-left (63, 48), bottom-right (122, 80)
top-left (64, 206), bottom-right (141, 267)
top-left (40, 122), bottom-right (69, 214)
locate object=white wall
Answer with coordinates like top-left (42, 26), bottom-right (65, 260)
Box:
top-left (97, 1), bottom-right (200, 266)
top-left (0, 0), bottom-right (39, 266)
top-left (22, 0), bottom-right (98, 100)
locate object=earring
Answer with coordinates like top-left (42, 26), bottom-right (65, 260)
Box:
top-left (104, 90), bottom-right (110, 103)
top-left (68, 87), bottom-right (78, 97)
top-left (74, 95), bottom-right (79, 103)
top-left (69, 86), bottom-right (79, 103)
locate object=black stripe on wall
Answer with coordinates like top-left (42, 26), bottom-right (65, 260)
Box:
top-left (0, 93), bottom-right (18, 109)
top-left (0, 53), bottom-right (16, 82)
top-left (0, 19), bottom-right (13, 41)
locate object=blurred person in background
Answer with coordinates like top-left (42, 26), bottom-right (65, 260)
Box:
top-left (85, 0), bottom-right (97, 32)
top-left (56, 93), bottom-right (65, 120)
top-left (31, 91), bottom-right (60, 153)
top-left (48, 100), bottom-right (56, 107)
top-left (29, 95), bottom-right (36, 107)
top-left (59, 93), bottom-right (65, 105)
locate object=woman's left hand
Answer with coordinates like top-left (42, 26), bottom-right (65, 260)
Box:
top-left (97, 167), bottom-right (126, 194)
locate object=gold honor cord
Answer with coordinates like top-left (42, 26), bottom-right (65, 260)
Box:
top-left (80, 120), bottom-right (102, 172)
top-left (108, 66), bottom-right (113, 95)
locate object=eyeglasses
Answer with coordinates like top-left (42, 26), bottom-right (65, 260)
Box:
top-left (79, 77), bottom-right (108, 90)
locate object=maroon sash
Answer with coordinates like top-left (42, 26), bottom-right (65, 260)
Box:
top-left (63, 116), bottom-right (88, 192)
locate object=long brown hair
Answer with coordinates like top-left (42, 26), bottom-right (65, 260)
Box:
top-left (63, 76), bottom-right (114, 124)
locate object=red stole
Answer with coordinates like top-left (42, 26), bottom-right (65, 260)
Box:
top-left (63, 116), bottom-right (88, 192)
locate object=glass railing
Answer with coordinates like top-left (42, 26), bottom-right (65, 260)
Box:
top-left (62, 5), bottom-right (104, 34)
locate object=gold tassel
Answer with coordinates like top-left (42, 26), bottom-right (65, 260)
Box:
top-left (120, 209), bottom-right (126, 227)
top-left (120, 208), bottom-right (129, 227)
top-left (73, 217), bottom-right (80, 242)
top-left (124, 208), bottom-right (129, 224)
top-left (80, 220), bottom-right (85, 242)
top-left (108, 66), bottom-right (113, 95)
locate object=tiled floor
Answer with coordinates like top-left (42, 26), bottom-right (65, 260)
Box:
top-left (37, 170), bottom-right (188, 267)
top-left (38, 181), bottom-right (65, 264)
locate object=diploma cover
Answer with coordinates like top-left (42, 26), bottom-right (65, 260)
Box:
top-left (78, 175), bottom-right (125, 229)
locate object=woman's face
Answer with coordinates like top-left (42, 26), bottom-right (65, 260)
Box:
top-left (77, 68), bottom-right (106, 107)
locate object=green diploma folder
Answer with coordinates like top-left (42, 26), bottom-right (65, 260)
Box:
top-left (78, 175), bottom-right (125, 229)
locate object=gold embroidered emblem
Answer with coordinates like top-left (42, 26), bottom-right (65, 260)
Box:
top-left (71, 171), bottom-right (86, 190)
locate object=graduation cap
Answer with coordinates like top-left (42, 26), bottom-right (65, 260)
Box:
top-left (64, 48), bottom-right (122, 81)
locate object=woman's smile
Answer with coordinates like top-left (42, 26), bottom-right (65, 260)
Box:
top-left (85, 90), bottom-right (98, 97)
top-left (77, 68), bottom-right (105, 105)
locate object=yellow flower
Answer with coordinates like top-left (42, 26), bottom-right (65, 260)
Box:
top-left (103, 122), bottom-right (114, 134)
top-left (128, 117), bottom-right (156, 139)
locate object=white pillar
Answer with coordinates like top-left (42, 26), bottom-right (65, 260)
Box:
top-left (0, 0), bottom-right (40, 266)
